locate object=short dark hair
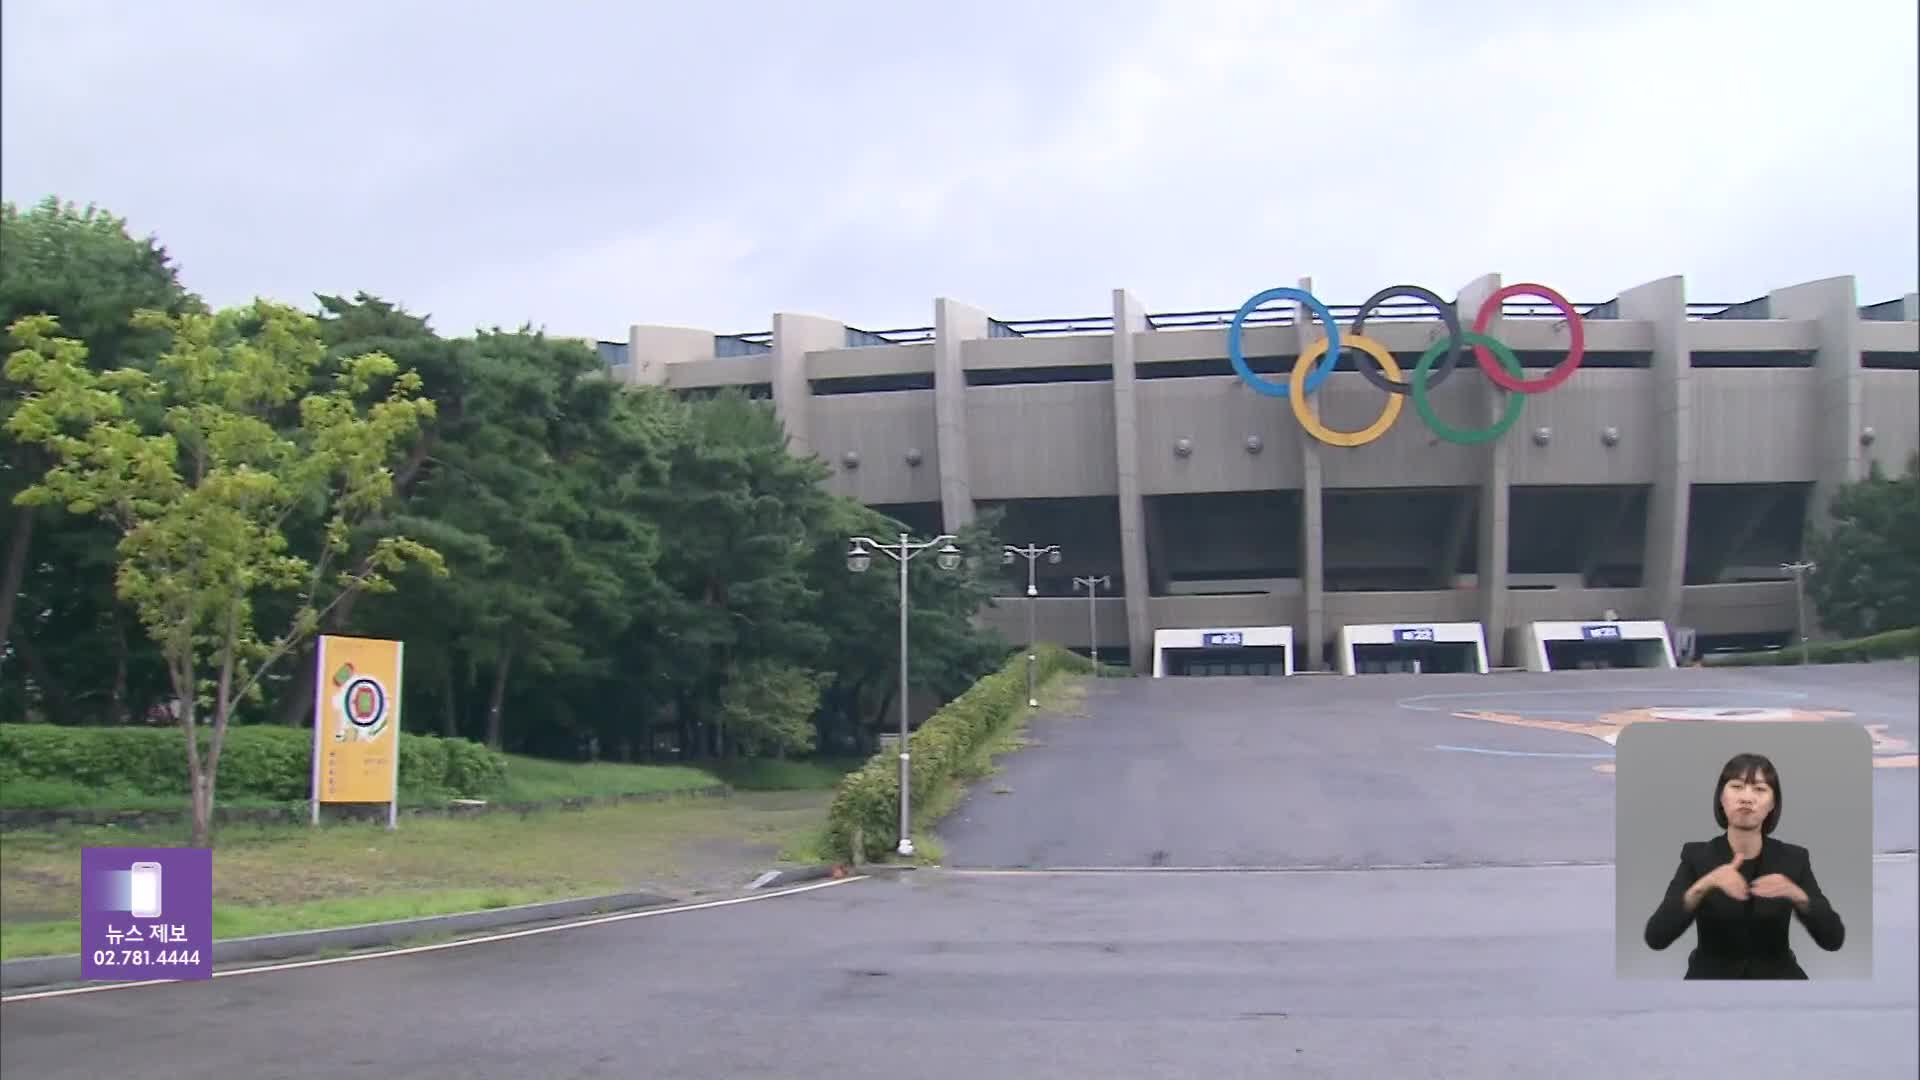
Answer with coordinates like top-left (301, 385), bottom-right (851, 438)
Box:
top-left (1713, 752), bottom-right (1782, 834)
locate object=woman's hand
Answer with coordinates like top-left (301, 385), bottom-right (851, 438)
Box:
top-left (1751, 873), bottom-right (1809, 909)
top-left (1689, 852), bottom-right (1749, 905)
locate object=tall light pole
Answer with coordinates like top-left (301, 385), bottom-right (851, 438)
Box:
top-left (1004, 543), bottom-right (1062, 707)
top-left (1072, 574), bottom-right (1111, 674)
top-left (848, 532), bottom-right (963, 857)
top-left (1781, 560), bottom-right (1816, 665)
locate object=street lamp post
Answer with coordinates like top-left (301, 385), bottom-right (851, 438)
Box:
top-left (1072, 574), bottom-right (1111, 674)
top-left (1781, 560), bottom-right (1816, 665)
top-left (1004, 543), bottom-right (1062, 707)
top-left (848, 532), bottom-right (963, 858)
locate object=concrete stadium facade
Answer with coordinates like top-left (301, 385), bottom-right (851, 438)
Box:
top-left (598, 274), bottom-right (1919, 675)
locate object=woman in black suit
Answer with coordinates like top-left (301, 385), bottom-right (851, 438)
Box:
top-left (1643, 751), bottom-right (1846, 978)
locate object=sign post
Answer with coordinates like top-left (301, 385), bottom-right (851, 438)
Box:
top-left (309, 634), bottom-right (404, 830)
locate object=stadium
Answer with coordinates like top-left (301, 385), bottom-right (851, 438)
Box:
top-left (596, 273), bottom-right (1919, 678)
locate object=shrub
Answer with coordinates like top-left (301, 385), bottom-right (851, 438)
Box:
top-left (1705, 627), bottom-right (1920, 666)
top-left (0, 723), bottom-right (511, 805)
top-left (825, 643), bottom-right (1092, 863)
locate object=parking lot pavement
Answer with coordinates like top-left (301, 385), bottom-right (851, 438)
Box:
top-left (937, 663), bottom-right (1919, 869)
top-left (5, 863), bottom-right (1914, 1079)
top-left (5, 662), bottom-right (1913, 1079)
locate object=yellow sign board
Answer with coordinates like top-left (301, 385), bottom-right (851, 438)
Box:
top-left (310, 635), bottom-right (403, 806)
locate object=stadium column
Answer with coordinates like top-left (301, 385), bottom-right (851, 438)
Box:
top-left (933, 298), bottom-right (985, 531)
top-left (1457, 273), bottom-right (1509, 666)
top-left (1111, 288), bottom-right (1155, 674)
top-left (1293, 276), bottom-right (1325, 671)
top-left (771, 313), bottom-right (843, 459)
top-left (1768, 277), bottom-right (1864, 530)
top-left (624, 324), bottom-right (713, 387)
top-left (1616, 276), bottom-right (1689, 628)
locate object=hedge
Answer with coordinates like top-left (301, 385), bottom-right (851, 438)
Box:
top-left (0, 723), bottom-right (509, 803)
top-left (826, 642), bottom-right (1093, 863)
top-left (1705, 627), bottom-right (1920, 667)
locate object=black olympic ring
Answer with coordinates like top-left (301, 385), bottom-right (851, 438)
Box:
top-left (1345, 284), bottom-right (1464, 396)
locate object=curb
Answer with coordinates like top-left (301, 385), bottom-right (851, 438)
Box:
top-left (0, 890), bottom-right (671, 992)
top-left (747, 862), bottom-right (922, 888)
top-left (750, 865), bottom-right (831, 889)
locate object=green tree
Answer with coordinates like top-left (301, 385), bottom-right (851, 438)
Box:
top-left (0, 197), bottom-right (197, 713)
top-left (1806, 454), bottom-right (1920, 638)
top-left (716, 659), bottom-right (826, 758)
top-left (3, 302), bottom-right (442, 845)
top-left (643, 391), bottom-right (838, 758)
top-left (263, 293), bottom-right (479, 727)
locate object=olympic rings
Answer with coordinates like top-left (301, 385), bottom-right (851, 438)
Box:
top-left (1226, 281), bottom-right (1585, 447)
top-left (1472, 283), bottom-right (1585, 393)
top-left (1290, 335), bottom-right (1403, 447)
top-left (1412, 332), bottom-right (1525, 445)
top-left (1227, 287), bottom-right (1340, 399)
top-left (1349, 284), bottom-right (1462, 396)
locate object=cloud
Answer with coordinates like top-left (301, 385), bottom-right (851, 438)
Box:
top-left (3, 0), bottom-right (1913, 337)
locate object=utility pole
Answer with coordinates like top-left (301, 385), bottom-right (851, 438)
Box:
top-left (1072, 574), bottom-right (1111, 674)
top-left (1781, 560), bottom-right (1816, 665)
top-left (1004, 543), bottom-right (1062, 707)
top-left (847, 532), bottom-right (963, 857)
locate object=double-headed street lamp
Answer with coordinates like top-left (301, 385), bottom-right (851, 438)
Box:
top-left (848, 532), bottom-right (963, 857)
top-left (1004, 543), bottom-right (1062, 707)
top-left (1072, 574), bottom-right (1111, 673)
top-left (1781, 560), bottom-right (1817, 665)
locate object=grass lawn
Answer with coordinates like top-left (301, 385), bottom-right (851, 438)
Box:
top-left (0, 753), bottom-right (863, 961)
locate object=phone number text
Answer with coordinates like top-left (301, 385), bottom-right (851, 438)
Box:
top-left (91, 949), bottom-right (202, 966)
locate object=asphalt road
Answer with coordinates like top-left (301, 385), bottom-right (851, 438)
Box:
top-left (3, 864), bottom-right (1915, 1079)
top-left (4, 661), bottom-right (1916, 1077)
top-left (938, 662), bottom-right (1920, 868)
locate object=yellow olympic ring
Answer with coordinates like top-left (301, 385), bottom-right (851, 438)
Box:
top-left (1287, 334), bottom-right (1403, 448)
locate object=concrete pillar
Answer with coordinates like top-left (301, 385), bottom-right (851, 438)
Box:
top-left (624, 325), bottom-right (714, 387)
top-left (933, 298), bottom-right (986, 532)
top-left (1112, 288), bottom-right (1154, 673)
top-left (1293, 276), bottom-right (1326, 670)
top-left (1617, 275), bottom-right (1689, 626)
top-left (1904, 292), bottom-right (1919, 321)
top-left (1457, 274), bottom-right (1508, 664)
top-left (770, 313), bottom-right (842, 458)
top-left (1769, 276), bottom-right (1863, 527)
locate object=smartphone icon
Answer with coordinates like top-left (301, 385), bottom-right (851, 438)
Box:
top-left (129, 862), bottom-right (163, 919)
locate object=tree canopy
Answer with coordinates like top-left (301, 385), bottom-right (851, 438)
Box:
top-left (1806, 453), bottom-right (1920, 638)
top-left (1, 198), bottom-right (1013, 791)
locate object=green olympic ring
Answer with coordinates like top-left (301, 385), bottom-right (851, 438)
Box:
top-left (1410, 331), bottom-right (1525, 445)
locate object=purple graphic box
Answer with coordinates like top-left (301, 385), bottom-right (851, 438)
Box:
top-left (81, 847), bottom-right (213, 981)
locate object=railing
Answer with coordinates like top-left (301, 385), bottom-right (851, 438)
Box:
top-left (845, 325), bottom-right (935, 347)
top-left (715, 333), bottom-right (772, 357)
top-left (990, 315), bottom-right (1115, 337)
top-left (698, 297), bottom-right (1777, 354)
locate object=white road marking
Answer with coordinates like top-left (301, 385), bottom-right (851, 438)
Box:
top-left (1397, 687), bottom-right (1813, 713)
top-left (0, 875), bottom-right (864, 1005)
top-left (940, 853), bottom-right (1917, 875)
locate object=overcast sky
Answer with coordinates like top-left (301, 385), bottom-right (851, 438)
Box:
top-left (4, 0), bottom-right (1915, 341)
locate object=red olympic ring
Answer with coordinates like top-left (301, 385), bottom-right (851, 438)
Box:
top-left (1470, 283), bottom-right (1586, 393)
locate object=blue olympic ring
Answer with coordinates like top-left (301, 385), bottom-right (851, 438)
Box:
top-left (1226, 287), bottom-right (1341, 399)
